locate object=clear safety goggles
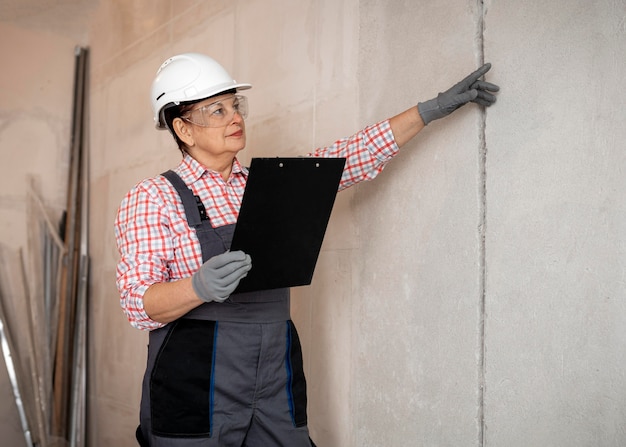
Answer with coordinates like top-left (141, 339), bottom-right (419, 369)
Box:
top-left (182, 95), bottom-right (248, 128)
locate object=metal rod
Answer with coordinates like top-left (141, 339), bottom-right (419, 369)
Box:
top-left (53, 44), bottom-right (88, 439)
top-left (19, 247), bottom-right (47, 446)
top-left (0, 306), bottom-right (34, 447)
top-left (69, 45), bottom-right (90, 447)
top-left (69, 254), bottom-right (88, 447)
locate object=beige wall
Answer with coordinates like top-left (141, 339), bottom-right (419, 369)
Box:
top-left (1, 1), bottom-right (625, 446)
top-left (0, 7), bottom-right (89, 446)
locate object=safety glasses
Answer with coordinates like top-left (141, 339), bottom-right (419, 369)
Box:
top-left (182, 95), bottom-right (248, 128)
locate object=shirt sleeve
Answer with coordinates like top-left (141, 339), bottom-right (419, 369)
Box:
top-left (114, 181), bottom-right (173, 331)
top-left (308, 119), bottom-right (399, 191)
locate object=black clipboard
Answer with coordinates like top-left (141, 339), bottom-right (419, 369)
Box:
top-left (231, 157), bottom-right (346, 292)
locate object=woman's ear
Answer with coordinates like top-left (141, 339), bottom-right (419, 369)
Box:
top-left (172, 117), bottom-right (195, 147)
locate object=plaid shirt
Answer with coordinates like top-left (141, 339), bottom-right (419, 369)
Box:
top-left (115, 120), bottom-right (399, 330)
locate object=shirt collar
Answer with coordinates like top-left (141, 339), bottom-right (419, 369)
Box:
top-left (177, 153), bottom-right (248, 184)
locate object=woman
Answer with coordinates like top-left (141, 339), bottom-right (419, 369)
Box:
top-left (115, 52), bottom-right (499, 447)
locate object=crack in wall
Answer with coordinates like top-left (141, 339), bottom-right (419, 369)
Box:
top-left (476, 1), bottom-right (487, 446)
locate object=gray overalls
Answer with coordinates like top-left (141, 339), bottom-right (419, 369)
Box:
top-left (136, 170), bottom-right (313, 447)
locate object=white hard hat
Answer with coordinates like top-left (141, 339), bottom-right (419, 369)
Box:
top-left (150, 53), bottom-right (252, 129)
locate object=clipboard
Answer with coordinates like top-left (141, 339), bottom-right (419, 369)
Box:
top-left (231, 157), bottom-right (346, 292)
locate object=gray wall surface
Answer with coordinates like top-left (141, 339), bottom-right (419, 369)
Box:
top-left (486, 2), bottom-right (626, 445)
top-left (0, 0), bottom-right (624, 446)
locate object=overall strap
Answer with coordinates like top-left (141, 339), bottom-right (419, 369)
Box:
top-left (161, 170), bottom-right (208, 228)
top-left (161, 170), bottom-right (230, 262)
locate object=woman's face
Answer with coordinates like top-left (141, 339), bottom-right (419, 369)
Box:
top-left (176, 93), bottom-right (247, 165)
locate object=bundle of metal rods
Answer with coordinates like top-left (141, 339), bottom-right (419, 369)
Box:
top-left (0, 45), bottom-right (89, 447)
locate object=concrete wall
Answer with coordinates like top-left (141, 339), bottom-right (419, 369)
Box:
top-left (0, 0), bottom-right (624, 446)
top-left (486, 2), bottom-right (626, 445)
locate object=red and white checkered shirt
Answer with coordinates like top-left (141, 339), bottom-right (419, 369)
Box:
top-left (115, 120), bottom-right (399, 330)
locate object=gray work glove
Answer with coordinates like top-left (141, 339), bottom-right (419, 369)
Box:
top-left (417, 63), bottom-right (500, 125)
top-left (191, 250), bottom-right (252, 303)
